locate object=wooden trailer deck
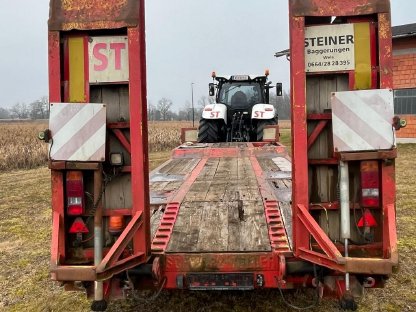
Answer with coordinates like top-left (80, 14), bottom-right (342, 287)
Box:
top-left (149, 142), bottom-right (293, 254)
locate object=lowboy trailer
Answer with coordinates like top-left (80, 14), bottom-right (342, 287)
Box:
top-left (44, 0), bottom-right (402, 311)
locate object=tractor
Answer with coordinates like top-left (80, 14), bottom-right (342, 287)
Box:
top-left (197, 71), bottom-right (282, 143)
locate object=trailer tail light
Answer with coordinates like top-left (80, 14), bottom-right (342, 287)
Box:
top-left (108, 216), bottom-right (125, 235)
top-left (69, 217), bottom-right (89, 234)
top-left (66, 171), bottom-right (84, 216)
top-left (360, 161), bottom-right (379, 207)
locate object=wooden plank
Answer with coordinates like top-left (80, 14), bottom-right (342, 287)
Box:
top-left (104, 174), bottom-right (132, 209)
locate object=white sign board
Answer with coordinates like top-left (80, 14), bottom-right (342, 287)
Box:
top-left (89, 36), bottom-right (129, 83)
top-left (305, 24), bottom-right (355, 73)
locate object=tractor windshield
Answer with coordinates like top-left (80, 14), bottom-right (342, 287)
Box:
top-left (218, 82), bottom-right (263, 109)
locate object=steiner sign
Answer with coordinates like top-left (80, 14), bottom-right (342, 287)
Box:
top-left (89, 36), bottom-right (129, 83)
top-left (305, 24), bottom-right (355, 73)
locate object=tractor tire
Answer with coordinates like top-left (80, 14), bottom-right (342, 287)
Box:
top-left (256, 118), bottom-right (278, 142)
top-left (197, 119), bottom-right (221, 143)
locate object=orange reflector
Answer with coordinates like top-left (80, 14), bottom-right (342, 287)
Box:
top-left (109, 216), bottom-right (125, 234)
top-left (357, 209), bottom-right (377, 227)
top-left (69, 217), bottom-right (89, 234)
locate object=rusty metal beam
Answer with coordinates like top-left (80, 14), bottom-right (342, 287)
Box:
top-left (290, 0), bottom-right (390, 17)
top-left (48, 0), bottom-right (141, 31)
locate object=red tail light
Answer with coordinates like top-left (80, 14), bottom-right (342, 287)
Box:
top-left (66, 171), bottom-right (84, 216)
top-left (360, 161), bottom-right (379, 207)
top-left (69, 217), bottom-right (89, 234)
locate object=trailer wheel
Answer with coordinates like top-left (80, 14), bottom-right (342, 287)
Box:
top-left (198, 119), bottom-right (221, 143)
top-left (256, 118), bottom-right (278, 142)
top-left (91, 300), bottom-right (108, 312)
top-left (340, 293), bottom-right (358, 311)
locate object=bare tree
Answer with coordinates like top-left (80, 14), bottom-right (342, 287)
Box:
top-left (157, 97), bottom-right (173, 121)
top-left (29, 96), bottom-right (49, 119)
top-left (270, 90), bottom-right (291, 120)
top-left (147, 100), bottom-right (156, 121)
top-left (0, 107), bottom-right (10, 119)
top-left (10, 102), bottom-right (29, 119)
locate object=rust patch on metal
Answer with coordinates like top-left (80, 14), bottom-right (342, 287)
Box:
top-left (290, 0), bottom-right (390, 17)
top-left (48, 0), bottom-right (140, 31)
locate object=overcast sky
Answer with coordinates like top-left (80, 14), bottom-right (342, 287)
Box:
top-left (0, 0), bottom-right (415, 109)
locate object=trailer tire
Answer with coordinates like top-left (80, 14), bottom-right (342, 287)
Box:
top-left (256, 118), bottom-right (278, 142)
top-left (91, 300), bottom-right (108, 311)
top-left (198, 119), bottom-right (221, 143)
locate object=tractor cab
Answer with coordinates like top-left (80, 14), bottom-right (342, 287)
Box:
top-left (199, 72), bottom-right (281, 143)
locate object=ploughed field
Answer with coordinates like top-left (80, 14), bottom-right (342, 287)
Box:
top-left (0, 121), bottom-right (414, 312)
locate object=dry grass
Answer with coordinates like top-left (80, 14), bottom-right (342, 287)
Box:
top-left (0, 121), bottom-right (194, 171)
top-left (0, 121), bottom-right (49, 171)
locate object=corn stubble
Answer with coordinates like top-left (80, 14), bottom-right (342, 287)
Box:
top-left (0, 121), bottom-right (193, 171)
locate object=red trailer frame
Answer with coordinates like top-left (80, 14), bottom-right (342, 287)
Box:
top-left (48, 0), bottom-right (150, 282)
top-left (289, 0), bottom-right (398, 273)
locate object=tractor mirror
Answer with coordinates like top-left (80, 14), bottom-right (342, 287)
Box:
top-left (209, 83), bottom-right (215, 96)
top-left (276, 83), bottom-right (283, 96)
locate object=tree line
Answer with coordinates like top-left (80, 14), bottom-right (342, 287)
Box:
top-left (0, 96), bottom-right (49, 120)
top-left (0, 91), bottom-right (291, 121)
top-left (148, 91), bottom-right (291, 122)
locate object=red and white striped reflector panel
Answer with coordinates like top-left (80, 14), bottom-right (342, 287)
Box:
top-left (331, 89), bottom-right (395, 152)
top-left (49, 103), bottom-right (106, 162)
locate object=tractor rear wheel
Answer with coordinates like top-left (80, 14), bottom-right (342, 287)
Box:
top-left (198, 119), bottom-right (221, 143)
top-left (256, 118), bottom-right (278, 142)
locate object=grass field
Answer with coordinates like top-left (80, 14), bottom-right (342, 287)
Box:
top-left (0, 121), bottom-right (414, 311)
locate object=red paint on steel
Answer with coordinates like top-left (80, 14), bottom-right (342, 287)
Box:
top-left (289, 11), bottom-right (309, 256)
top-left (151, 202), bottom-right (180, 253)
top-left (112, 129), bottom-right (132, 154)
top-left (171, 157), bottom-right (209, 202)
top-left (128, 3), bottom-right (151, 257)
top-left (308, 159), bottom-right (338, 165)
top-left (48, 31), bottom-right (61, 103)
top-left (249, 155), bottom-right (291, 256)
top-left (297, 204), bottom-right (343, 262)
top-left (378, 13), bottom-right (394, 89)
top-left (264, 201), bottom-right (291, 254)
top-left (50, 171), bottom-right (65, 264)
top-left (63, 37), bottom-right (70, 102)
top-left (307, 120), bottom-right (328, 150)
top-left (107, 122), bottom-right (130, 129)
top-left (381, 159), bottom-right (397, 259)
top-left (307, 113), bottom-right (332, 120)
top-left (151, 156), bottom-right (209, 253)
top-left (370, 21), bottom-right (378, 88)
top-left (97, 211), bottom-right (143, 272)
top-left (83, 36), bottom-right (90, 102)
top-left (384, 204), bottom-right (398, 263)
